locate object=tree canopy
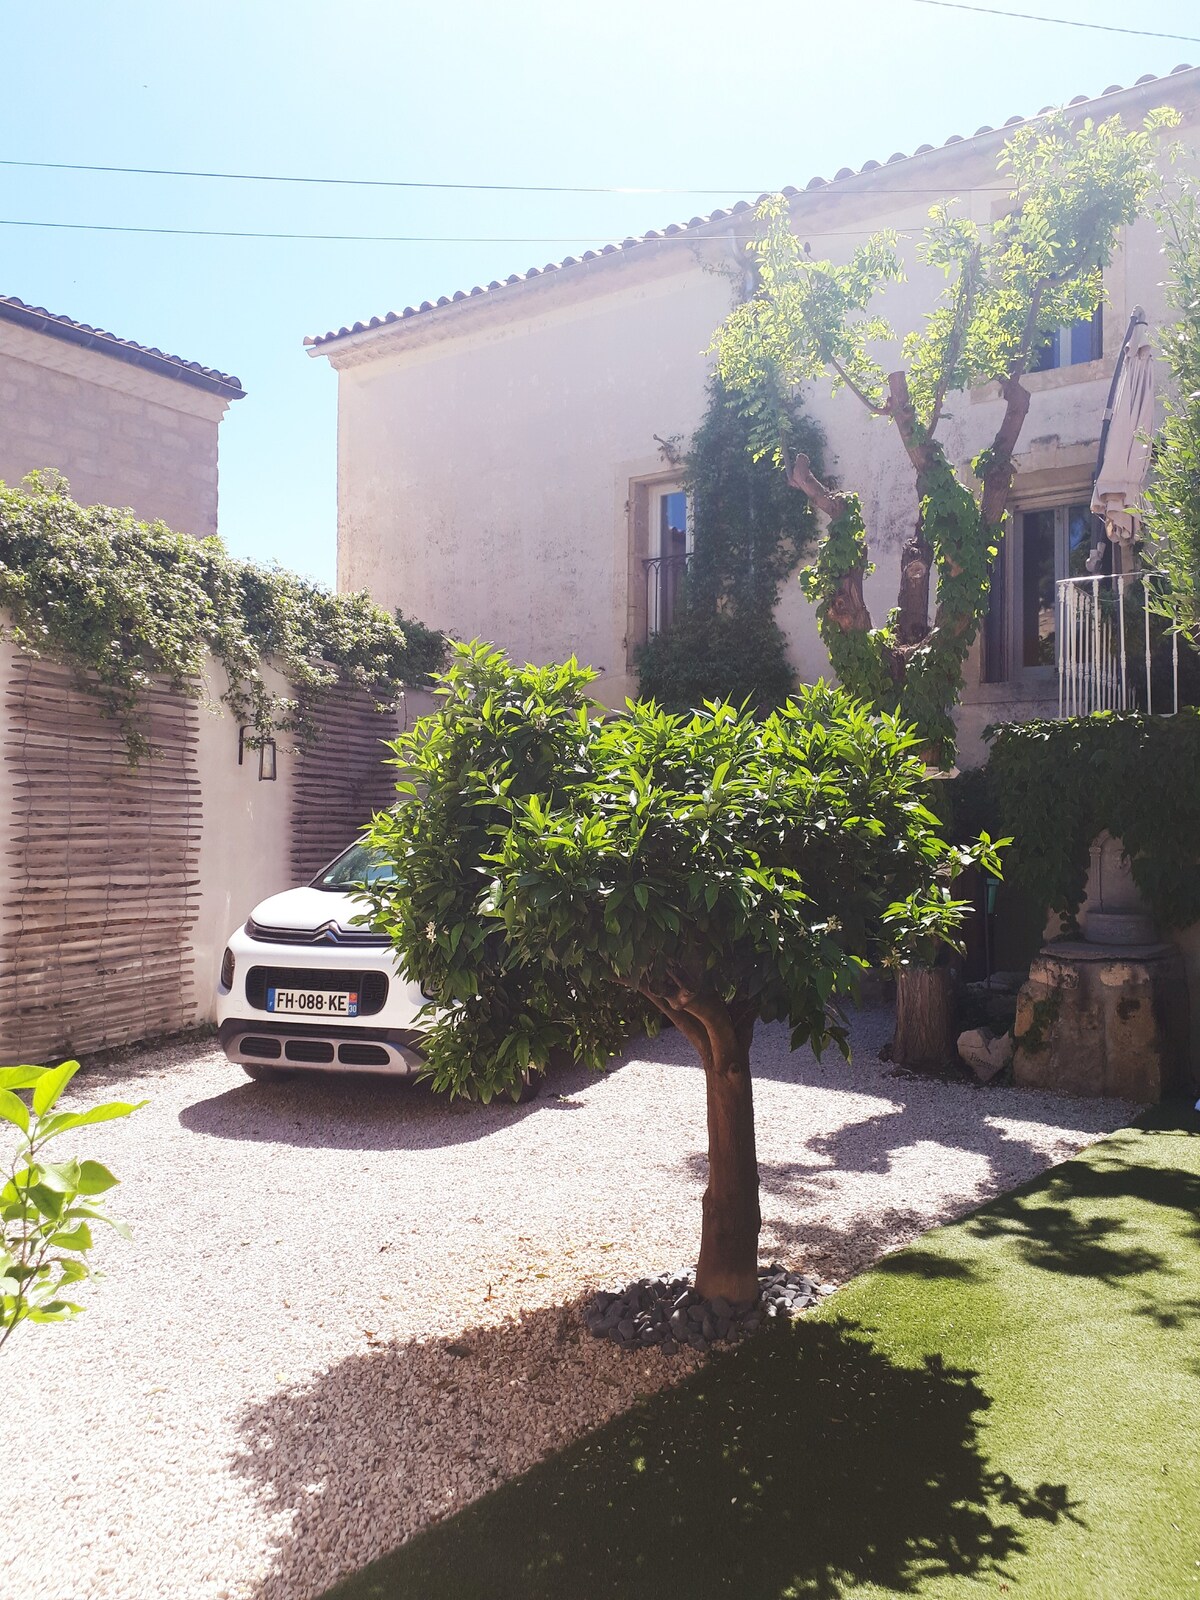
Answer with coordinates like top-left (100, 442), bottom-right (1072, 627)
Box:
top-left (1145, 172), bottom-right (1200, 646)
top-left (363, 642), bottom-right (997, 1298)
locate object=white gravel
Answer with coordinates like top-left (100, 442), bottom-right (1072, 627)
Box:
top-left (2, 1009), bottom-right (1133, 1600)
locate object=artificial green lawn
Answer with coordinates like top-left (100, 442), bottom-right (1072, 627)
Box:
top-left (325, 1105), bottom-right (1200, 1599)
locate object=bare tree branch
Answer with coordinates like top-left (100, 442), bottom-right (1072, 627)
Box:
top-left (785, 452), bottom-right (846, 520)
top-left (926, 242), bottom-right (983, 437)
top-left (825, 351), bottom-right (891, 416)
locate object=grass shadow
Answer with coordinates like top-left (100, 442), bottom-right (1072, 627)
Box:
top-left (269, 1316), bottom-right (1076, 1600)
top-left (964, 1104), bottom-right (1200, 1285)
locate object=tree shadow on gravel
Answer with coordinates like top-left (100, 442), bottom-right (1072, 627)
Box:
top-left (178, 1058), bottom-right (604, 1152)
top-left (279, 1313), bottom-right (1075, 1600)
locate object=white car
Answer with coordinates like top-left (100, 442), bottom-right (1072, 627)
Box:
top-left (216, 841), bottom-right (429, 1081)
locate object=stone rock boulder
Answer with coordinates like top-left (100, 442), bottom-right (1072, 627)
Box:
top-left (1012, 941), bottom-right (1190, 1100)
top-left (957, 1027), bottom-right (1013, 1083)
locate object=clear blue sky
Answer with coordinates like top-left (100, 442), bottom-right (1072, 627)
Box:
top-left (2, 0), bottom-right (1197, 587)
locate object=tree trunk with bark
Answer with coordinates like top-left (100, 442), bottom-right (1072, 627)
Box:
top-left (892, 965), bottom-right (958, 1072)
top-left (695, 1034), bottom-right (761, 1303)
top-left (641, 983), bottom-right (762, 1304)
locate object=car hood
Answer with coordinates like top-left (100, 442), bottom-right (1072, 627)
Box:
top-left (248, 885), bottom-right (378, 935)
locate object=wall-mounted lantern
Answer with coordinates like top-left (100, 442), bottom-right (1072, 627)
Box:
top-left (238, 725), bottom-right (277, 781)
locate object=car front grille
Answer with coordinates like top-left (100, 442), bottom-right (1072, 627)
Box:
top-left (337, 1042), bottom-right (391, 1067)
top-left (246, 917), bottom-right (391, 947)
top-left (245, 967), bottom-right (389, 1016)
top-left (241, 1036), bottom-right (283, 1059)
top-left (284, 1039), bottom-right (336, 1064)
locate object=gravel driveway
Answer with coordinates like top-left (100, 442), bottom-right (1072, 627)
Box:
top-left (3, 1010), bottom-right (1132, 1600)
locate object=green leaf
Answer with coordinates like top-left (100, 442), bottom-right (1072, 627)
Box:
top-left (0, 1067), bottom-right (45, 1091)
top-left (0, 1087), bottom-right (30, 1134)
top-left (49, 1222), bottom-right (93, 1252)
top-left (25, 1184), bottom-right (65, 1220)
top-left (37, 1100), bottom-right (147, 1138)
top-left (31, 1059), bottom-right (81, 1116)
top-left (27, 1301), bottom-right (82, 1323)
top-left (38, 1161), bottom-right (82, 1193)
top-left (75, 1161), bottom-right (119, 1196)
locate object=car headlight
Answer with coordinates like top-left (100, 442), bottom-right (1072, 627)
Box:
top-left (220, 947), bottom-right (235, 990)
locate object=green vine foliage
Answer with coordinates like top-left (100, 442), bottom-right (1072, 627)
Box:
top-left (636, 378), bottom-right (824, 711)
top-left (0, 473), bottom-right (445, 760)
top-left (1144, 178), bottom-right (1200, 647)
top-left (798, 449), bottom-right (996, 760)
top-left (714, 111), bottom-right (1173, 764)
top-left (975, 711), bottom-right (1200, 933)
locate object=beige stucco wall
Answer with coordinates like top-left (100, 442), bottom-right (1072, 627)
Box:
top-left (320, 73), bottom-right (1200, 733)
top-left (191, 659), bottom-right (299, 1011)
top-left (333, 248), bottom-right (741, 703)
top-left (0, 321), bottom-right (233, 536)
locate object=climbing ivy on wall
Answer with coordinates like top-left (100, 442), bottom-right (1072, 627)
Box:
top-left (964, 711), bottom-right (1200, 933)
top-left (636, 377), bottom-right (824, 710)
top-left (0, 473), bottom-right (445, 760)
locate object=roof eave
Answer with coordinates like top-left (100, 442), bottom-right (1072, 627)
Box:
top-left (305, 64), bottom-right (1200, 359)
top-left (0, 297), bottom-right (246, 400)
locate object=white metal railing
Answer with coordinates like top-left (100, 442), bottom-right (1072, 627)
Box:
top-left (1056, 571), bottom-right (1179, 717)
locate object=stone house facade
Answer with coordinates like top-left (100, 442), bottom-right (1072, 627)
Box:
top-left (0, 294), bottom-right (244, 536)
top-left (307, 66), bottom-right (1200, 764)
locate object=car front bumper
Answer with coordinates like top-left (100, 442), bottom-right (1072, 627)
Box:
top-left (217, 1017), bottom-right (427, 1075)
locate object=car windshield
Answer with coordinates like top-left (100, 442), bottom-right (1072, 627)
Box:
top-left (311, 841), bottom-right (397, 891)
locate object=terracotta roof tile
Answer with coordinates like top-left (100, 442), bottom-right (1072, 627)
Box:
top-left (305, 64), bottom-right (1197, 352)
top-left (0, 294), bottom-right (245, 397)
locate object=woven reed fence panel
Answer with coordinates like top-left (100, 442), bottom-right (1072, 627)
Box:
top-left (0, 655), bottom-right (202, 1060)
top-left (290, 688), bottom-right (400, 882)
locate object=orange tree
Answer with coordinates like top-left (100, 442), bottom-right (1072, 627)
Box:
top-left (363, 643), bottom-right (997, 1303)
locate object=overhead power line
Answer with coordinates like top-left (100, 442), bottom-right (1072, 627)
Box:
top-left (0, 154), bottom-right (1009, 198)
top-left (903, 0), bottom-right (1200, 43)
top-left (0, 216), bottom-right (929, 243)
top-left (0, 158), bottom-right (749, 196)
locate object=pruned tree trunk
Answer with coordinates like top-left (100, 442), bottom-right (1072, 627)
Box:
top-left (640, 983), bottom-right (762, 1304)
top-left (695, 1037), bottom-right (761, 1303)
top-left (892, 965), bottom-right (958, 1072)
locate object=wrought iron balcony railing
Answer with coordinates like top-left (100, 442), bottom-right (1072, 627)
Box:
top-left (644, 551), bottom-right (693, 637)
top-left (1056, 571), bottom-right (1179, 717)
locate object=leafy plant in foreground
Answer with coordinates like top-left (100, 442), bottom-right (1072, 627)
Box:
top-left (0, 1060), bottom-right (143, 1350)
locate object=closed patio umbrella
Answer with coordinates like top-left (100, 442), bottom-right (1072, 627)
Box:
top-left (1090, 305), bottom-right (1156, 554)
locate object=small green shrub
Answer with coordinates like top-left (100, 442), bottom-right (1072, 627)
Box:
top-left (362, 641), bottom-right (996, 1298)
top-left (0, 1060), bottom-right (143, 1350)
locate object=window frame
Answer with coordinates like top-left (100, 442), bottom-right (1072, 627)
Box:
top-left (983, 495), bottom-right (1106, 686)
top-left (626, 471), bottom-right (689, 667)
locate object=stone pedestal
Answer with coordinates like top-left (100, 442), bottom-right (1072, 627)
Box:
top-left (1013, 942), bottom-right (1190, 1100)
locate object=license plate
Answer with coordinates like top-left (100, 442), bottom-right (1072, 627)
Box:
top-left (267, 987), bottom-right (359, 1018)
